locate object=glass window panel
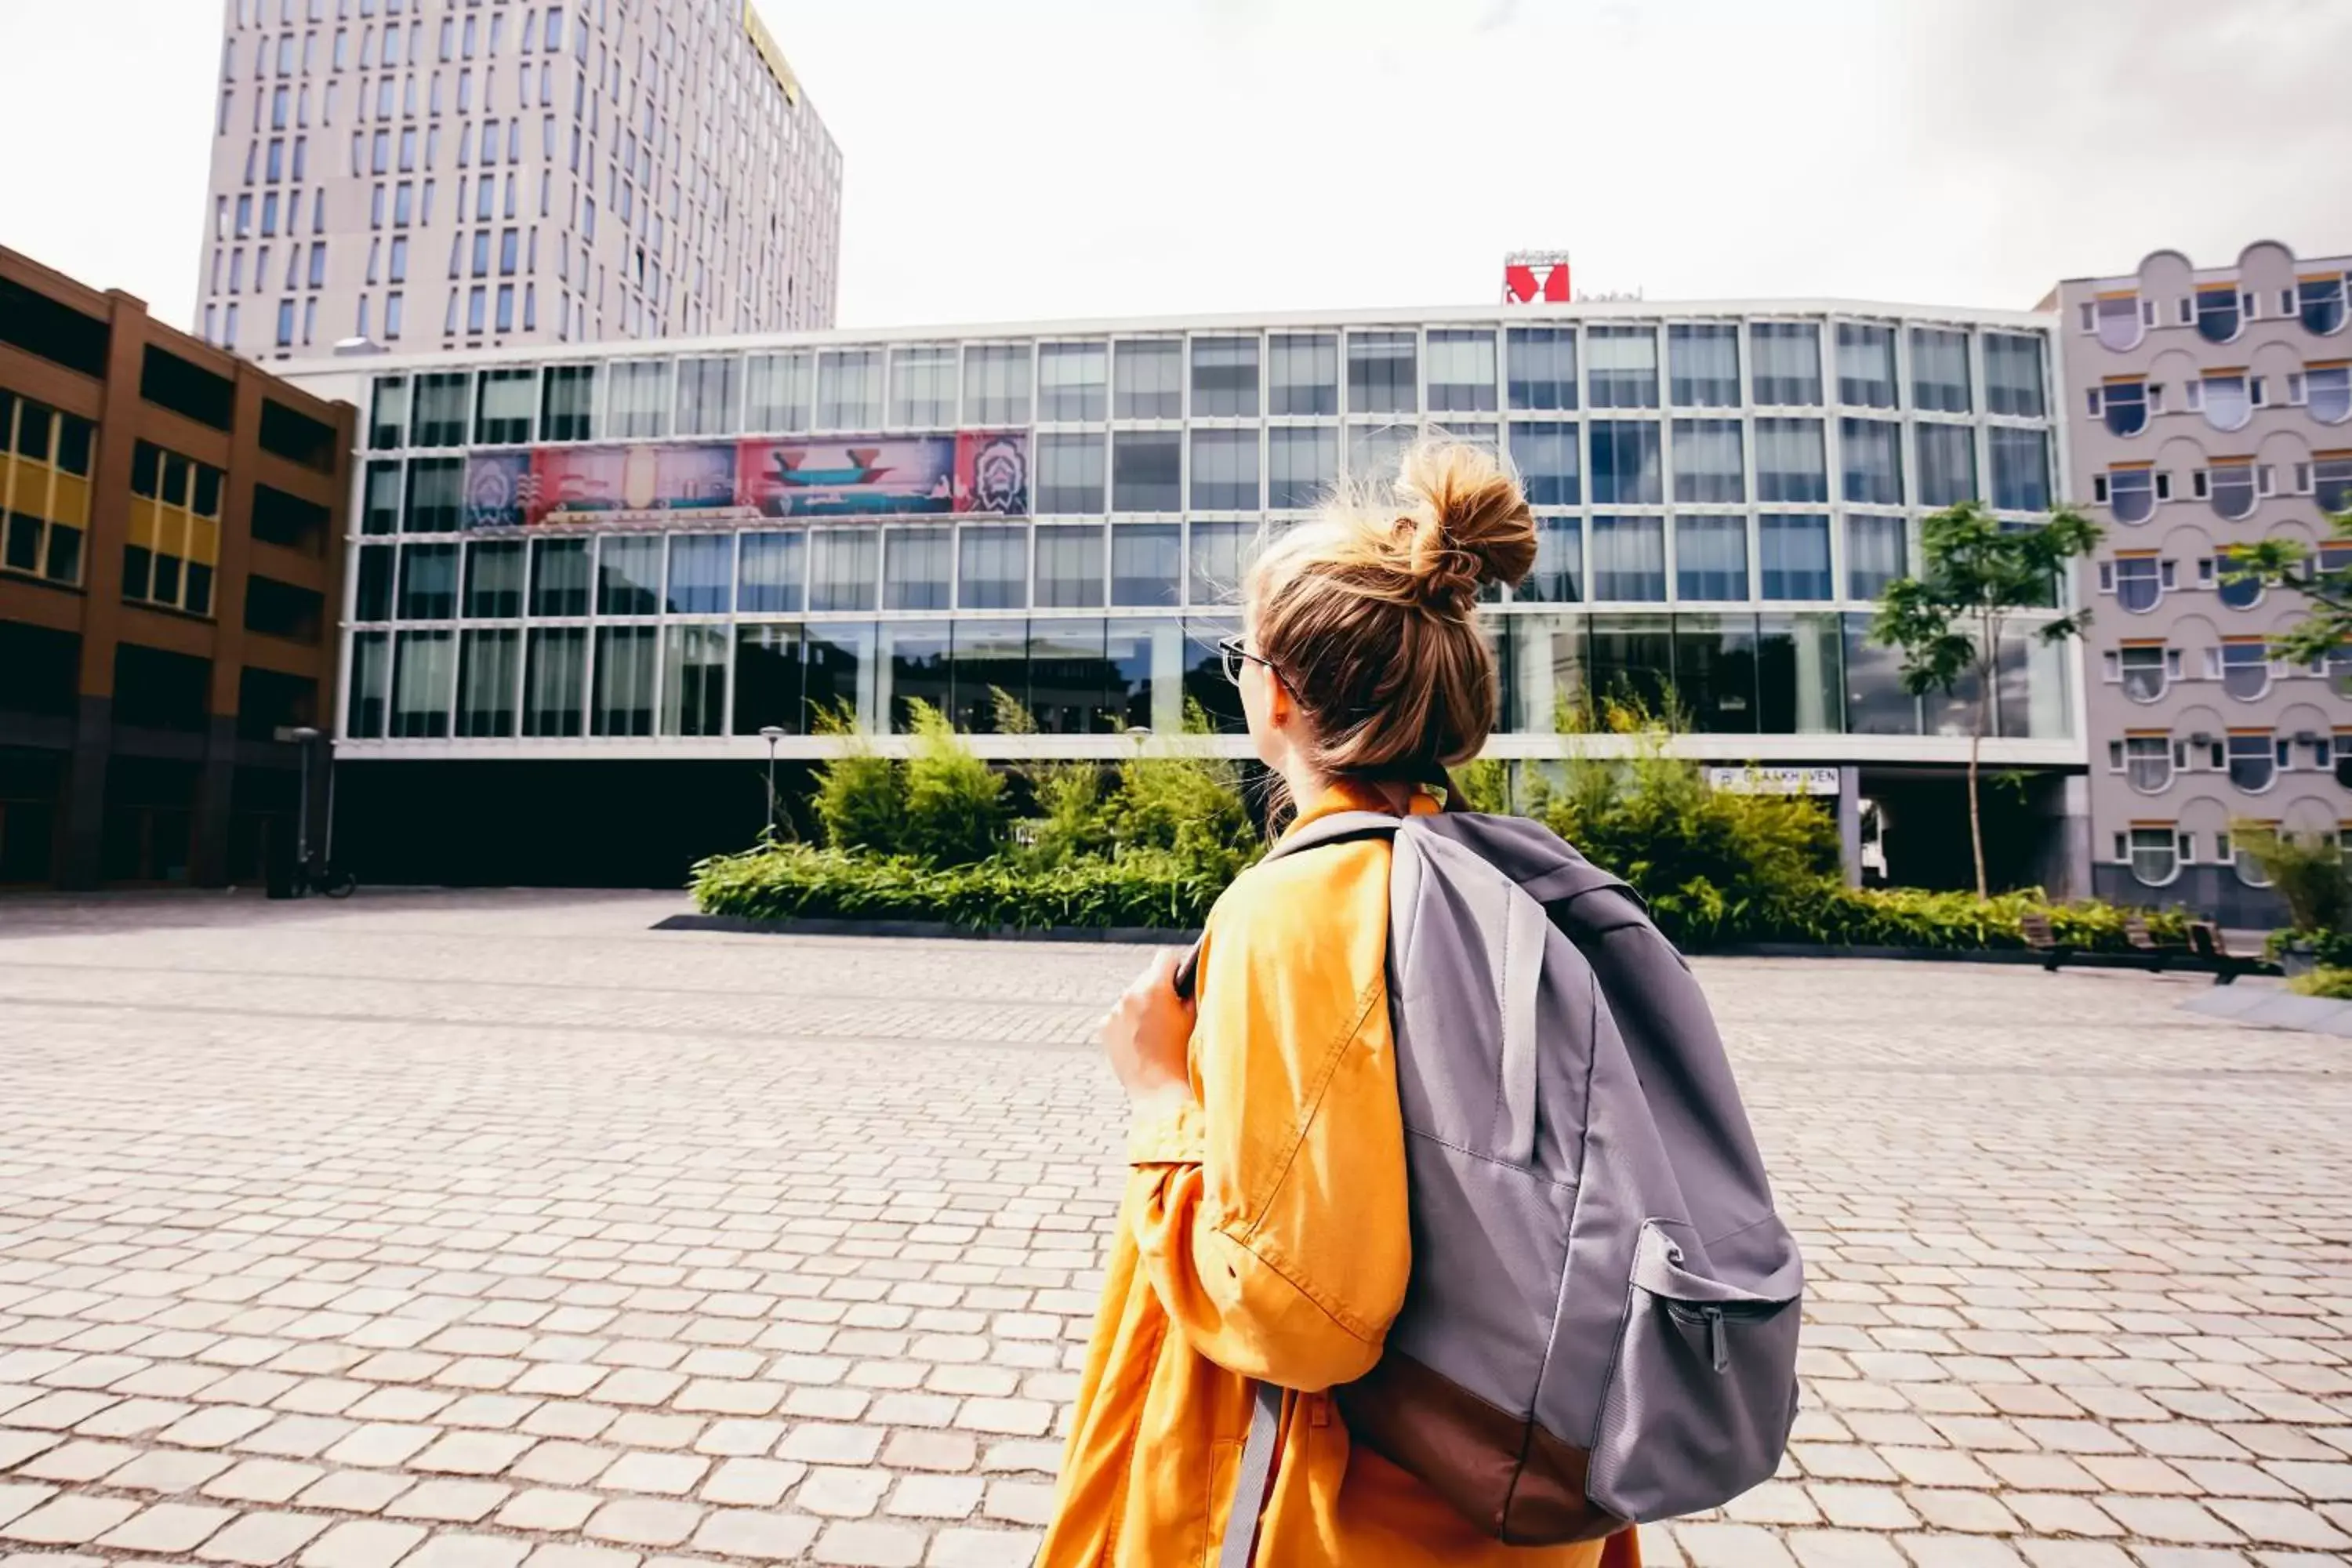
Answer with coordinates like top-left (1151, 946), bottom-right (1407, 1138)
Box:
top-left (397, 540), bottom-right (457, 617)
top-left (1507, 326), bottom-right (1577, 412)
top-left (1269, 333), bottom-right (1338, 416)
top-left (731, 622), bottom-right (803, 736)
top-left (660, 622), bottom-right (728, 736)
top-left (368, 376), bottom-right (408, 450)
top-left (1753, 417), bottom-right (1828, 503)
top-left (1749, 322), bottom-right (1822, 406)
top-left (456, 626), bottom-right (518, 736)
top-left (946, 619), bottom-right (1028, 733)
top-left (390, 628), bottom-right (454, 737)
top-left (1983, 332), bottom-right (2045, 418)
top-left (1037, 431), bottom-right (1106, 515)
top-left (879, 622), bottom-right (950, 732)
top-left (738, 530), bottom-right (804, 613)
top-left (1668, 324), bottom-right (1740, 408)
top-left (401, 456), bottom-right (462, 532)
top-left (808, 528), bottom-right (878, 612)
top-left (1189, 521), bottom-right (1255, 606)
top-left (1190, 428), bottom-right (1260, 511)
top-left (1112, 430), bottom-right (1181, 512)
top-left (1754, 612), bottom-right (1842, 733)
top-left (744, 351), bottom-right (813, 433)
top-left (463, 538), bottom-right (523, 618)
top-left (1589, 613), bottom-right (1674, 713)
top-left (1426, 329), bottom-right (1497, 413)
top-left (528, 536), bottom-right (590, 615)
top-left (1268, 425), bottom-right (1337, 510)
top-left (1346, 331), bottom-right (1417, 416)
top-left (411, 371), bottom-right (469, 445)
top-left (1916, 423), bottom-right (1980, 507)
top-left (2299, 274), bottom-right (2347, 336)
top-left (590, 624), bottom-right (656, 735)
top-left (1182, 615), bottom-right (1247, 732)
top-left (364, 460), bottom-right (403, 535)
top-left (1990, 426), bottom-right (2051, 512)
top-left (1910, 327), bottom-right (1973, 414)
top-left (1345, 422), bottom-right (1414, 484)
top-left (1842, 611), bottom-right (1918, 733)
top-left (1111, 523), bottom-right (1181, 607)
top-left (673, 355), bottom-right (740, 436)
top-left (539, 364), bottom-right (596, 441)
top-left (816, 347), bottom-right (883, 430)
top-left (355, 542), bottom-right (395, 621)
top-left (1671, 419), bottom-right (1744, 503)
top-left (1845, 514), bottom-right (1907, 599)
top-left (1759, 514), bottom-right (1833, 601)
top-left (1113, 339), bottom-right (1182, 419)
top-left (1024, 619), bottom-right (1109, 735)
top-left (473, 368), bottom-right (533, 443)
top-left (803, 622), bottom-right (877, 732)
top-left (1190, 336), bottom-right (1259, 418)
top-left (1515, 516), bottom-right (1581, 604)
top-left (958, 523), bottom-right (1028, 610)
top-left (595, 535), bottom-right (662, 614)
top-left (1507, 422), bottom-right (1580, 506)
top-left (1835, 322), bottom-right (1897, 408)
top-left (1038, 342), bottom-right (1107, 422)
top-left (665, 533), bottom-right (732, 613)
top-left (347, 630), bottom-right (390, 738)
top-left (963, 343), bottom-right (1033, 426)
top-left (1588, 421), bottom-right (1661, 504)
top-left (1675, 515), bottom-right (1748, 601)
top-left (1586, 326), bottom-right (1659, 409)
top-left (606, 358), bottom-right (671, 438)
top-left (883, 524), bottom-right (952, 610)
top-left (1673, 613), bottom-right (1759, 733)
top-left (1106, 618), bottom-right (1185, 732)
top-left (2197, 288), bottom-right (2241, 344)
top-left (1035, 524), bottom-right (1105, 608)
top-left (1591, 515), bottom-right (1666, 601)
top-left (1995, 623), bottom-right (2072, 740)
top-left (888, 344), bottom-right (956, 428)
top-left (1840, 416), bottom-right (1904, 505)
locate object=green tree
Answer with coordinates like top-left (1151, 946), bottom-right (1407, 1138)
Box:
top-left (2223, 499), bottom-right (2352, 666)
top-left (899, 699), bottom-right (1008, 866)
top-left (1869, 500), bottom-right (2101, 898)
top-left (808, 702), bottom-right (904, 855)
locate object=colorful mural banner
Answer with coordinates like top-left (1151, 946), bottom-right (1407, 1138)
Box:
top-left (524, 444), bottom-right (745, 527)
top-left (461, 434), bottom-right (1032, 528)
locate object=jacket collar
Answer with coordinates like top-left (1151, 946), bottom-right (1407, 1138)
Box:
top-left (1283, 779), bottom-right (1443, 843)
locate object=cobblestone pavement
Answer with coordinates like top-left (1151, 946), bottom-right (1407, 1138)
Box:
top-left (1, 890), bottom-right (2348, 1568)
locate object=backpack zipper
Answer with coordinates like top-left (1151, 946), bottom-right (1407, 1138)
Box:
top-left (1666, 1301), bottom-right (1777, 1371)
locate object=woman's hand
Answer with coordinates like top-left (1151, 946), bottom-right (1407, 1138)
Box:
top-left (1100, 948), bottom-right (1196, 1117)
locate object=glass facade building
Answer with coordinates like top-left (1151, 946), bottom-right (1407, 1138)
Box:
top-left (290, 303), bottom-right (2076, 770)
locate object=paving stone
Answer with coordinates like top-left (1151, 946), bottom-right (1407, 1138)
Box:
top-left (298, 1520), bottom-right (431, 1568)
top-left (583, 1498), bottom-right (706, 1548)
top-left (0, 1496), bottom-right (140, 1546)
top-left (383, 1479), bottom-right (512, 1523)
top-left (204, 1457), bottom-right (327, 1504)
top-left (105, 1448), bottom-right (238, 1494)
top-left (298, 1468), bottom-right (416, 1514)
top-left (811, 1520), bottom-right (926, 1566)
top-left (496, 1489), bottom-right (603, 1533)
top-left (96, 1503), bottom-right (239, 1554)
top-left (886, 1475), bottom-right (983, 1519)
top-left (1784, 1532), bottom-right (1909, 1567)
top-left (924, 1528), bottom-right (1046, 1567)
top-left (700, 1459), bottom-right (807, 1509)
top-left (688, 1508), bottom-right (819, 1561)
top-left (401, 1532), bottom-right (532, 1568)
top-left (194, 1509), bottom-right (332, 1564)
top-left (1671, 1522), bottom-right (1801, 1567)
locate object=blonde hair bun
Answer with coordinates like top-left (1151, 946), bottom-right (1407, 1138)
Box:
top-left (1394, 441), bottom-right (1537, 610)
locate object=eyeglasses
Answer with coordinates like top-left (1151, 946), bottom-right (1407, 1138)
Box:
top-left (1217, 634), bottom-right (1281, 688)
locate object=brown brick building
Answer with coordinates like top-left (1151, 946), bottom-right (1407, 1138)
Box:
top-left (1, 245), bottom-right (354, 888)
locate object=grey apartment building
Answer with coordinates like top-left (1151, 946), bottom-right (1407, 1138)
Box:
top-left (195, 0), bottom-right (841, 362)
top-left (2056, 241), bottom-right (2352, 927)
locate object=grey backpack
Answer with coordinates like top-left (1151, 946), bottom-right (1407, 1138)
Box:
top-left (1211, 808), bottom-right (1802, 1563)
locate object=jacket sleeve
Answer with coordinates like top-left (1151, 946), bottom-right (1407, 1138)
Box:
top-left (1125, 846), bottom-right (1411, 1392)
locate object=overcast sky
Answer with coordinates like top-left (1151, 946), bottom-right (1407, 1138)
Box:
top-left (4, 0), bottom-right (2348, 334)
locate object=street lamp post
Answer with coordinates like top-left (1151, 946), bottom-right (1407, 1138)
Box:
top-left (289, 726), bottom-right (321, 871)
top-left (759, 727), bottom-right (786, 840)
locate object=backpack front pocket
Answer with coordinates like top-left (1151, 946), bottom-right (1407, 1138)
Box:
top-left (1586, 1218), bottom-right (1802, 1524)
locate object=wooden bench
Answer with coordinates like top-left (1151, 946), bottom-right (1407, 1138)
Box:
top-left (2124, 915), bottom-right (2183, 971)
top-left (2020, 912), bottom-right (2071, 971)
top-left (2187, 921), bottom-right (2265, 985)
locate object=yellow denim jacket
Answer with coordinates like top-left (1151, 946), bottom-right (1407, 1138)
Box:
top-left (1038, 782), bottom-right (1637, 1568)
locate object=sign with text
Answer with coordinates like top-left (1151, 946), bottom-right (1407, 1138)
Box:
top-left (1705, 766), bottom-right (1841, 797)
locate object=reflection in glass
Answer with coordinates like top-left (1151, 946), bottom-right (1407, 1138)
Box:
top-left (1750, 323), bottom-right (1821, 406)
top-left (1517, 517), bottom-right (1581, 604)
top-left (539, 365), bottom-right (596, 441)
top-left (595, 535), bottom-right (662, 615)
top-left (1589, 615), bottom-right (1674, 715)
top-left (1191, 337), bottom-right (1259, 418)
top-left (1671, 419), bottom-right (1744, 503)
top-left (1507, 327), bottom-right (1577, 412)
top-left (883, 525), bottom-right (952, 611)
top-left (606, 360), bottom-right (671, 439)
top-left (1586, 326), bottom-right (1658, 409)
top-left (1509, 421), bottom-right (1579, 505)
top-left (1915, 423), bottom-right (1978, 507)
top-left (1036, 432), bottom-right (1106, 515)
top-left (666, 534), bottom-right (732, 613)
top-left (1269, 426), bottom-right (1337, 509)
top-left (464, 539), bottom-right (524, 618)
top-left (1269, 334), bottom-right (1338, 416)
top-left (1834, 322), bottom-right (1896, 408)
top-left (1673, 614), bottom-right (1759, 732)
top-left (591, 625), bottom-right (656, 735)
top-left (391, 628), bottom-right (455, 737)
top-left (732, 623), bottom-right (804, 736)
top-left (1909, 328), bottom-right (1972, 413)
top-left (1192, 428), bottom-right (1260, 510)
top-left (951, 620), bottom-right (1029, 732)
top-left (1507, 612), bottom-right (1586, 732)
top-left (1040, 342), bottom-right (1108, 421)
top-left (744, 352), bottom-right (813, 433)
top-left (1111, 523), bottom-right (1181, 608)
top-left (816, 348), bottom-right (883, 430)
top-left (1990, 428), bottom-right (2050, 512)
top-left (1759, 514), bottom-right (1833, 601)
top-left (1346, 422), bottom-right (1414, 484)
top-left (529, 537), bottom-right (590, 616)
top-left (1112, 431), bottom-right (1181, 512)
top-left (1842, 612), bottom-right (1918, 734)
top-left (958, 524), bottom-right (1027, 611)
top-left (1114, 339), bottom-right (1183, 419)
top-left (1756, 613), bottom-right (1842, 733)
top-left (1347, 331), bottom-right (1417, 415)
top-left (672, 357), bottom-right (739, 436)
top-left (398, 542), bottom-right (458, 619)
top-left (1668, 324), bottom-right (1740, 408)
top-left (739, 530), bottom-right (805, 613)
top-left (1107, 619), bottom-right (1185, 732)
top-left (1983, 333), bottom-right (2045, 417)
top-left (1845, 514), bottom-right (1907, 600)
top-left (1994, 624), bottom-right (2071, 739)
top-left (964, 343), bottom-right (1034, 426)
top-left (804, 622), bottom-right (876, 731)
top-left (1190, 521), bottom-right (1254, 605)
top-left (808, 528), bottom-right (879, 612)
top-left (1588, 422), bottom-right (1661, 504)
top-left (1674, 516), bottom-right (1748, 601)
top-left (1035, 524), bottom-right (1105, 608)
top-left (879, 622), bottom-right (949, 732)
top-left (1754, 418), bottom-right (1827, 503)
top-left (1591, 515), bottom-right (1666, 601)
top-left (1026, 619), bottom-right (1109, 734)
top-left (347, 630), bottom-right (390, 738)
top-left (662, 624), bottom-right (728, 736)
top-left (456, 628), bottom-right (518, 736)
top-left (1426, 329), bottom-right (1497, 413)
top-left (1182, 617), bottom-right (1246, 732)
top-left (889, 345), bottom-right (956, 428)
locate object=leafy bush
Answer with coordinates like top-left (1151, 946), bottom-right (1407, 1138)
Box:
top-left (2291, 967), bottom-right (2352, 1000)
top-left (1106, 700), bottom-right (1260, 884)
top-left (692, 841), bottom-right (1230, 931)
top-left (809, 704), bottom-right (904, 855)
top-left (989, 688), bottom-right (1115, 868)
top-left (899, 700), bottom-right (1007, 867)
top-left (2233, 822), bottom-right (2350, 938)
